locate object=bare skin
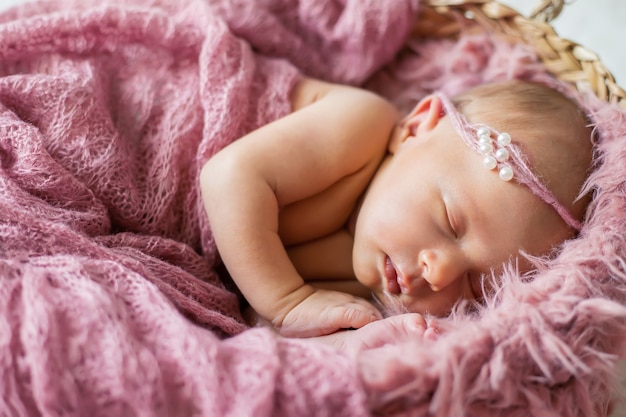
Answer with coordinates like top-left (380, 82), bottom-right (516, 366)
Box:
top-left (202, 78), bottom-right (397, 337)
top-left (201, 77), bottom-right (590, 339)
top-left (307, 313), bottom-right (440, 354)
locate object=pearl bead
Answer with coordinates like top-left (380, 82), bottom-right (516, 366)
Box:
top-left (479, 142), bottom-right (494, 154)
top-left (477, 127), bottom-right (490, 137)
top-left (482, 155), bottom-right (497, 170)
top-left (478, 135), bottom-right (491, 145)
top-left (499, 165), bottom-right (514, 181)
top-left (497, 132), bottom-right (511, 146)
top-left (495, 148), bottom-right (510, 162)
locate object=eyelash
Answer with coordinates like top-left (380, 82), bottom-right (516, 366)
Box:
top-left (444, 204), bottom-right (458, 238)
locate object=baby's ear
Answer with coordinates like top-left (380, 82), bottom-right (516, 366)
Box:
top-left (401, 95), bottom-right (444, 136)
top-left (388, 95), bottom-right (444, 153)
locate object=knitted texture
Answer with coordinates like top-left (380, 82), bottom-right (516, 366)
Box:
top-left (0, 0), bottom-right (419, 415)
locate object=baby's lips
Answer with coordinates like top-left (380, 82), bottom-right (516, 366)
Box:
top-left (397, 270), bottom-right (421, 295)
top-left (397, 274), bottom-right (411, 294)
top-left (383, 256), bottom-right (401, 294)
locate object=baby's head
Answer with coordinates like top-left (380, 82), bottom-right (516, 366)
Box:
top-left (449, 80), bottom-right (592, 229)
top-left (352, 80), bottom-right (593, 316)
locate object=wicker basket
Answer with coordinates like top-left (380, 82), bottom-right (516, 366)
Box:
top-left (416, 0), bottom-right (626, 109)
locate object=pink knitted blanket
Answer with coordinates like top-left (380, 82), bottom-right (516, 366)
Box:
top-left (2, 0), bottom-right (626, 416)
top-left (0, 0), bottom-right (418, 415)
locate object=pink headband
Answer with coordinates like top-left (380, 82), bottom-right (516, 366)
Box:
top-left (436, 92), bottom-right (582, 231)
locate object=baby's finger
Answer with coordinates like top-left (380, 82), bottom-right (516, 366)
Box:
top-left (424, 327), bottom-right (439, 340)
top-left (367, 313), bottom-right (427, 336)
top-left (424, 317), bottom-right (444, 340)
top-left (349, 298), bottom-right (384, 320)
top-left (324, 304), bottom-right (381, 330)
top-left (345, 314), bottom-right (429, 353)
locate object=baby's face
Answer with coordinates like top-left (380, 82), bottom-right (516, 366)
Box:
top-left (351, 119), bottom-right (573, 316)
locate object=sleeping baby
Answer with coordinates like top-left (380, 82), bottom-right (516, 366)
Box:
top-left (200, 77), bottom-right (593, 344)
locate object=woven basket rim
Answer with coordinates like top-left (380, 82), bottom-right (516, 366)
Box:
top-left (419, 0), bottom-right (626, 108)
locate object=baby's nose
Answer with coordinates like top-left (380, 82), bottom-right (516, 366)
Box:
top-left (418, 249), bottom-right (465, 292)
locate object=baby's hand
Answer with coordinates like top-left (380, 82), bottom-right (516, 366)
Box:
top-left (309, 313), bottom-right (439, 354)
top-left (274, 289), bottom-right (383, 337)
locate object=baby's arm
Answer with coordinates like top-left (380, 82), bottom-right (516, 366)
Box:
top-left (201, 78), bottom-right (398, 337)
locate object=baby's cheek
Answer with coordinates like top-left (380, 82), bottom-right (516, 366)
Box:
top-left (352, 258), bottom-right (380, 292)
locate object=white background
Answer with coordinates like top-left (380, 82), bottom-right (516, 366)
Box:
top-left (500, 0), bottom-right (625, 85)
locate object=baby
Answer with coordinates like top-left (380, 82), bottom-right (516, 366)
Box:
top-left (200, 78), bottom-right (593, 339)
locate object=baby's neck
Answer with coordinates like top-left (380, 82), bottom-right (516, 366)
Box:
top-left (345, 153), bottom-right (395, 238)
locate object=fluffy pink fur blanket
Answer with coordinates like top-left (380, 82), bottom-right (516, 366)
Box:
top-left (1, 0), bottom-right (625, 416)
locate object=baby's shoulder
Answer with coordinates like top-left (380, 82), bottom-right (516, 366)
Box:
top-left (289, 77), bottom-right (399, 164)
top-left (291, 77), bottom-right (397, 116)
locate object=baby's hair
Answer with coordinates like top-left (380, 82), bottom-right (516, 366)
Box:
top-left (451, 80), bottom-right (594, 224)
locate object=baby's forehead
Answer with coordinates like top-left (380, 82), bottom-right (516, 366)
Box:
top-left (436, 90), bottom-right (588, 243)
top-left (461, 100), bottom-right (591, 202)
top-left (452, 166), bottom-right (571, 262)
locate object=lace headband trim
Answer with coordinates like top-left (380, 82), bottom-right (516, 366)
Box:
top-left (436, 92), bottom-right (582, 231)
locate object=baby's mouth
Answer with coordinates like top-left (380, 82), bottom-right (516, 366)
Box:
top-left (383, 255), bottom-right (415, 295)
top-left (384, 256), bottom-right (402, 294)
